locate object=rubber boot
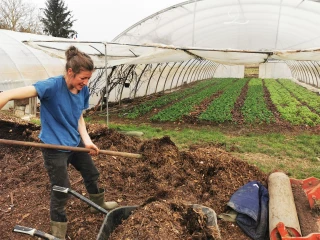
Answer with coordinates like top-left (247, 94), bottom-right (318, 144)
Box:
top-left (89, 188), bottom-right (118, 213)
top-left (50, 221), bottom-right (67, 240)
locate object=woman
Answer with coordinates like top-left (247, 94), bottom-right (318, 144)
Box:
top-left (0, 46), bottom-right (118, 239)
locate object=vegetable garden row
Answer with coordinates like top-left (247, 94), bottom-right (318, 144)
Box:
top-left (122, 78), bottom-right (320, 126)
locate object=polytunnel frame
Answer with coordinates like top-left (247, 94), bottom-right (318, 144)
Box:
top-left (21, 38), bottom-right (320, 128)
top-left (305, 61), bottom-right (318, 86)
top-left (114, 58), bottom-right (219, 104)
top-left (286, 60), bottom-right (319, 87)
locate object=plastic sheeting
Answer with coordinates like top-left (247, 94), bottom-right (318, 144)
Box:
top-left (113, 0), bottom-right (320, 51)
top-left (0, 30), bottom-right (64, 91)
top-left (1, 0), bottom-right (320, 95)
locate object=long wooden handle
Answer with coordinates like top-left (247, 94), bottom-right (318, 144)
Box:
top-left (0, 139), bottom-right (142, 159)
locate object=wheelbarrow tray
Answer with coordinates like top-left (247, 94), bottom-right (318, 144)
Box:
top-left (13, 203), bottom-right (220, 239)
top-left (96, 205), bottom-right (138, 240)
top-left (96, 203), bottom-right (221, 240)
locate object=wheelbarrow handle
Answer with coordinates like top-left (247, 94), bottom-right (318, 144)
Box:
top-left (13, 225), bottom-right (60, 240)
top-left (53, 185), bottom-right (109, 215)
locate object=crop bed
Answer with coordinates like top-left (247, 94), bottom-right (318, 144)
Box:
top-left (115, 78), bottom-right (320, 127)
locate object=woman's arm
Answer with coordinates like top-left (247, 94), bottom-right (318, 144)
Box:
top-left (0, 86), bottom-right (38, 110)
top-left (78, 114), bottom-right (99, 155)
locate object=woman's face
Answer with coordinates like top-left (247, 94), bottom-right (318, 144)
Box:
top-left (67, 68), bottom-right (93, 91)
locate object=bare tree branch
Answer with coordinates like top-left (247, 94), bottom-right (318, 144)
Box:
top-left (0, 0), bottom-right (43, 34)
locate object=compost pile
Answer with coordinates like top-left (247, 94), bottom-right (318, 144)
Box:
top-left (0, 113), bottom-right (270, 240)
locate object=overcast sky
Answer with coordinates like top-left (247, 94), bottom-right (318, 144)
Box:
top-left (32, 0), bottom-right (185, 41)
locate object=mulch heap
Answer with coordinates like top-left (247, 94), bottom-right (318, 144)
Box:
top-left (0, 114), bottom-right (268, 240)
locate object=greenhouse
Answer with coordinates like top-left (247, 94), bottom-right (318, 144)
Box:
top-left (1, 0), bottom-right (320, 113)
top-left (1, 1), bottom-right (320, 239)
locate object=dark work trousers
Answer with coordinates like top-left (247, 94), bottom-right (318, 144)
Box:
top-left (42, 141), bottom-right (100, 222)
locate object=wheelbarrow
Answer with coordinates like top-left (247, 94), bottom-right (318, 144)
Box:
top-left (13, 205), bottom-right (137, 240)
top-left (12, 185), bottom-right (138, 240)
top-left (13, 186), bottom-right (220, 239)
top-left (13, 203), bottom-right (137, 240)
top-left (52, 185), bottom-right (139, 240)
top-left (52, 186), bottom-right (221, 239)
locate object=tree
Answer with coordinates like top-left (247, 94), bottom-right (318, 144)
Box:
top-left (0, 0), bottom-right (43, 34)
top-left (41, 0), bottom-right (77, 38)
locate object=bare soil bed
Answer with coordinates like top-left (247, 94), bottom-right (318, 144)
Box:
top-left (0, 111), bottom-right (318, 240)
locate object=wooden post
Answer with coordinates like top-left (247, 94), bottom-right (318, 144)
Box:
top-left (29, 97), bottom-right (37, 117)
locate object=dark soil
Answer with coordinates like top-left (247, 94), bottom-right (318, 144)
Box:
top-left (0, 108), bottom-right (319, 240)
top-left (0, 111), bottom-right (265, 240)
top-left (232, 79), bottom-right (248, 124)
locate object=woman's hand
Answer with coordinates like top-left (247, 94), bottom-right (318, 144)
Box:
top-left (85, 142), bottom-right (100, 156)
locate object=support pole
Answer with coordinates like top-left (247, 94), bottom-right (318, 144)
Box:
top-left (104, 42), bottom-right (109, 126)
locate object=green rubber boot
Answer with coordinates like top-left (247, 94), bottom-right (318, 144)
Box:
top-left (50, 221), bottom-right (67, 240)
top-left (89, 188), bottom-right (118, 213)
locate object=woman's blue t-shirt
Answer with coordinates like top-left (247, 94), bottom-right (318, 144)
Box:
top-left (33, 75), bottom-right (89, 147)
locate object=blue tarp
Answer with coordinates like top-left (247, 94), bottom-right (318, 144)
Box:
top-left (227, 181), bottom-right (269, 240)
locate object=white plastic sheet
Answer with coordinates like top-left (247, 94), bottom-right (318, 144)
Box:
top-left (2, 0), bottom-right (320, 91)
